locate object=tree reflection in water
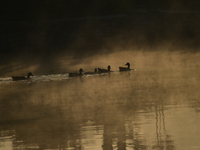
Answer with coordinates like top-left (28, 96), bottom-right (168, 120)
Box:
top-left (152, 103), bottom-right (175, 150)
top-left (0, 107), bottom-right (81, 149)
top-left (0, 84), bottom-right (165, 149)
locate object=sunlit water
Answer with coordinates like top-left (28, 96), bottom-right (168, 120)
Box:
top-left (0, 69), bottom-right (200, 150)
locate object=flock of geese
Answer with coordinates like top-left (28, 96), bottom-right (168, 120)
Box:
top-left (12, 62), bottom-right (132, 81)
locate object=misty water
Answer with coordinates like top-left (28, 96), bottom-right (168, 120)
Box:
top-left (0, 51), bottom-right (200, 150)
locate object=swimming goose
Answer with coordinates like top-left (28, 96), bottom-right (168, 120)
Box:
top-left (98, 65), bottom-right (111, 73)
top-left (119, 62), bottom-right (130, 71)
top-left (84, 68), bottom-right (98, 75)
top-left (12, 72), bottom-right (33, 81)
top-left (69, 68), bottom-right (84, 77)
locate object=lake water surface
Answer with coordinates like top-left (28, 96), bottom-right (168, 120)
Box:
top-left (0, 68), bottom-right (200, 150)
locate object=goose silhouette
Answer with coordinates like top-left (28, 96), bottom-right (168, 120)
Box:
top-left (98, 65), bottom-right (111, 73)
top-left (12, 72), bottom-right (33, 81)
top-left (69, 68), bottom-right (84, 77)
top-left (119, 62), bottom-right (130, 71)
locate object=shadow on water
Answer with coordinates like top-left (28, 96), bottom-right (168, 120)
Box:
top-left (0, 68), bottom-right (200, 149)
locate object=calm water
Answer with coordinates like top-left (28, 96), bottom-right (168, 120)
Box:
top-left (0, 69), bottom-right (200, 150)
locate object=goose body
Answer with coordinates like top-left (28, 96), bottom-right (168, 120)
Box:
top-left (119, 62), bottom-right (130, 71)
top-left (12, 72), bottom-right (33, 81)
top-left (69, 68), bottom-right (84, 77)
top-left (98, 65), bottom-right (111, 73)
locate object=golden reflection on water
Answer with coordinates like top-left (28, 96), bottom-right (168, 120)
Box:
top-left (0, 68), bottom-right (200, 150)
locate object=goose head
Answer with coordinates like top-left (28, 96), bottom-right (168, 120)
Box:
top-left (107, 65), bottom-right (111, 71)
top-left (27, 72), bottom-right (33, 78)
top-left (79, 68), bottom-right (84, 75)
top-left (94, 68), bottom-right (97, 73)
top-left (125, 62), bottom-right (130, 69)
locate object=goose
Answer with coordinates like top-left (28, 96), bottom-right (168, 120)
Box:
top-left (69, 68), bottom-right (84, 77)
top-left (119, 62), bottom-right (130, 71)
top-left (84, 68), bottom-right (98, 75)
top-left (98, 65), bottom-right (111, 73)
top-left (12, 72), bottom-right (33, 81)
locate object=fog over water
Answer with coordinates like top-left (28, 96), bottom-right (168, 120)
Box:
top-left (1, 2), bottom-right (200, 149)
top-left (0, 64), bottom-right (200, 149)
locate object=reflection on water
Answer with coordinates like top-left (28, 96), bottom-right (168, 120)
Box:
top-left (0, 69), bottom-right (200, 150)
